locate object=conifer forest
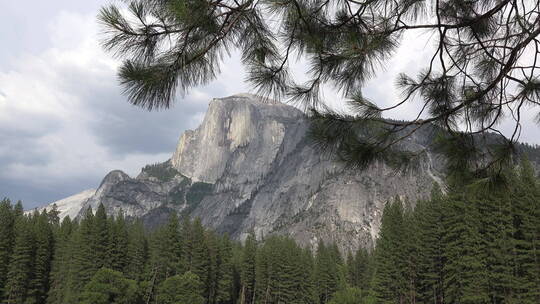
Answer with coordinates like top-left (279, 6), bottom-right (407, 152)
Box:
top-left (0, 162), bottom-right (538, 304)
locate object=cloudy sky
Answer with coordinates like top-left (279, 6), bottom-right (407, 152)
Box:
top-left (0, 1), bottom-right (252, 209)
top-left (1, 1), bottom-right (538, 209)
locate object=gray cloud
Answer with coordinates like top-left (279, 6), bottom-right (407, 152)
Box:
top-left (0, 175), bottom-right (98, 209)
top-left (0, 7), bottom-right (238, 209)
top-left (0, 1), bottom-right (102, 68)
top-left (44, 58), bottom-right (209, 156)
top-left (83, 83), bottom-right (227, 155)
top-left (0, 3), bottom-right (252, 210)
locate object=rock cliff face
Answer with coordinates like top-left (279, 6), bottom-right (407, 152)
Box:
top-left (37, 93), bottom-right (449, 251)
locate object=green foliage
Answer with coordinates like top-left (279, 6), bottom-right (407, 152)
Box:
top-left (189, 218), bottom-right (211, 298)
top-left (441, 192), bottom-right (490, 303)
top-left (368, 160), bottom-right (540, 304)
top-left (240, 232), bottom-right (257, 304)
top-left (168, 186), bottom-right (187, 205)
top-left (94, 204), bottom-right (111, 269)
top-left (0, 199), bottom-right (15, 295)
top-left (315, 241), bottom-right (341, 304)
top-left (4, 216), bottom-right (34, 303)
top-left (125, 220), bottom-right (148, 281)
top-left (413, 186), bottom-right (446, 303)
top-left (27, 211), bottom-right (54, 304)
top-left (255, 235), bottom-right (316, 304)
top-left (47, 217), bottom-right (74, 304)
top-left (370, 198), bottom-right (408, 303)
top-left (185, 182), bottom-right (213, 209)
top-left (216, 235), bottom-right (234, 304)
top-left (167, 179), bottom-right (213, 209)
top-left (79, 268), bottom-right (139, 304)
top-left (149, 213), bottom-right (182, 282)
top-left (108, 212), bottom-right (129, 272)
top-left (141, 162), bottom-right (180, 182)
top-left (157, 272), bottom-right (205, 304)
top-left (346, 248), bottom-right (372, 294)
top-left (65, 208), bottom-right (98, 300)
top-left (328, 287), bottom-right (365, 304)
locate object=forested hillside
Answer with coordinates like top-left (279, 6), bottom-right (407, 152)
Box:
top-left (0, 161), bottom-right (539, 304)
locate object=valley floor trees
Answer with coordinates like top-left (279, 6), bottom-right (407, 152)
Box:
top-left (0, 162), bottom-right (539, 304)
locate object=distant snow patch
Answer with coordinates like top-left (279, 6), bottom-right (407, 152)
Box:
top-left (26, 189), bottom-right (96, 220)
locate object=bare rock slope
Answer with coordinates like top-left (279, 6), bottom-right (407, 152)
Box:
top-left (38, 94), bottom-right (448, 251)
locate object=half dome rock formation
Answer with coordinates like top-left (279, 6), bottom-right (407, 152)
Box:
top-left (34, 94), bottom-right (446, 251)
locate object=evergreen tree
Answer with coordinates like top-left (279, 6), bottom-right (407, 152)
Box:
top-left (79, 268), bottom-right (139, 304)
top-left (296, 247), bottom-right (317, 304)
top-left (46, 204), bottom-right (60, 226)
top-left (442, 191), bottom-right (489, 304)
top-left (271, 237), bottom-right (298, 303)
top-left (149, 212), bottom-right (181, 282)
top-left (414, 186), bottom-right (446, 304)
top-left (93, 204), bottom-right (111, 269)
top-left (512, 159), bottom-right (540, 303)
top-left (475, 185), bottom-right (516, 303)
top-left (253, 236), bottom-right (314, 304)
top-left (216, 235), bottom-right (234, 304)
top-left (254, 239), bottom-right (269, 304)
top-left (370, 199), bottom-right (407, 303)
top-left (13, 201), bottom-right (23, 218)
top-left (66, 207), bottom-right (97, 300)
top-left (345, 251), bottom-right (354, 286)
top-left (0, 199), bottom-right (15, 295)
top-left (125, 220), bottom-right (147, 282)
top-left (47, 217), bottom-right (74, 304)
top-left (240, 232), bottom-right (257, 304)
top-left (347, 248), bottom-right (371, 293)
top-left (314, 241), bottom-right (340, 304)
top-left (108, 212), bottom-right (129, 272)
top-left (191, 218), bottom-right (211, 297)
top-left (328, 287), bottom-right (365, 304)
top-left (206, 230), bottom-right (219, 304)
top-left (27, 211), bottom-right (54, 304)
top-left (402, 201), bottom-right (419, 304)
top-left (144, 212), bottom-right (182, 304)
top-left (157, 271), bottom-right (205, 304)
top-left (180, 215), bottom-right (193, 273)
top-left (4, 216), bottom-right (34, 304)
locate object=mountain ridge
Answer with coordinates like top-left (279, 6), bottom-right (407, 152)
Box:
top-left (31, 94), bottom-right (470, 251)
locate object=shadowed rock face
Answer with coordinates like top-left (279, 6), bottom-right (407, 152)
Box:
top-left (37, 93), bottom-right (449, 252)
